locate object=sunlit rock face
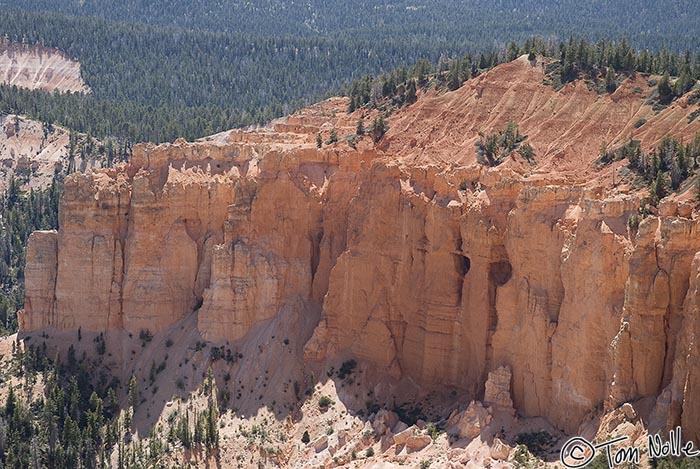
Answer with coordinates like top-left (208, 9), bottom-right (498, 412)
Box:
top-left (21, 60), bottom-right (700, 436)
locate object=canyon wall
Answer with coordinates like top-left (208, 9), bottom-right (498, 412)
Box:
top-left (20, 136), bottom-right (700, 437)
top-left (19, 62), bottom-right (700, 437)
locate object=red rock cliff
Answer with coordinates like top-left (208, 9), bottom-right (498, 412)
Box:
top-left (20, 59), bottom-right (700, 438)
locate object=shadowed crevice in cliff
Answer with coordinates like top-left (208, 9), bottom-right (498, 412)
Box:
top-left (453, 253), bottom-right (471, 306)
top-left (310, 228), bottom-right (324, 283)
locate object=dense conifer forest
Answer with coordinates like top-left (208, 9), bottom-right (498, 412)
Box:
top-left (346, 36), bottom-right (700, 112)
top-left (0, 1), bottom-right (700, 144)
top-left (0, 175), bottom-right (62, 333)
top-left (3, 0), bottom-right (700, 49)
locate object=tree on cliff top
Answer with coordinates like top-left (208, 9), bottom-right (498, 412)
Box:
top-left (370, 116), bottom-right (387, 143)
top-left (658, 71), bottom-right (673, 102)
top-left (605, 66), bottom-right (617, 93)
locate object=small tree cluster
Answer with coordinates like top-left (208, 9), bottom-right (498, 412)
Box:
top-left (0, 341), bottom-right (129, 468)
top-left (172, 367), bottom-right (219, 451)
top-left (369, 116), bottom-right (388, 143)
top-left (325, 128), bottom-right (339, 145)
top-left (620, 134), bottom-right (700, 204)
top-left (347, 68), bottom-right (424, 113)
top-left (658, 65), bottom-right (696, 104)
top-left (475, 121), bottom-right (531, 166)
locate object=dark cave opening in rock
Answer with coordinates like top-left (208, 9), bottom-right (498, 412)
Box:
top-left (489, 260), bottom-right (512, 286)
top-left (453, 254), bottom-right (471, 306)
top-left (454, 254), bottom-right (471, 278)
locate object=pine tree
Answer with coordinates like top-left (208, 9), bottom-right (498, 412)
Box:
top-left (204, 366), bottom-right (215, 396)
top-left (371, 117), bottom-right (387, 143)
top-left (506, 40), bottom-right (520, 62)
top-left (605, 67), bottom-right (617, 93)
top-left (447, 60), bottom-right (461, 91)
top-left (193, 410), bottom-right (204, 446)
top-left (652, 171), bottom-right (670, 202)
top-left (356, 117), bottom-right (365, 136)
top-left (123, 408), bottom-right (132, 430)
top-left (128, 375), bottom-right (138, 409)
top-left (628, 145), bottom-right (641, 170)
top-left (326, 128), bottom-right (338, 145)
top-left (405, 79), bottom-right (417, 105)
top-left (676, 64), bottom-right (695, 96)
top-left (206, 395), bottom-right (219, 448)
top-left (658, 71), bottom-right (673, 101)
top-left (86, 392), bottom-right (104, 447)
top-left (7, 176), bottom-right (19, 209)
top-left (677, 146), bottom-right (689, 183)
top-left (105, 388), bottom-right (118, 419)
top-left (5, 387), bottom-right (16, 418)
top-left (316, 133), bottom-right (322, 149)
top-left (68, 379), bottom-right (80, 422)
top-left (414, 59), bottom-right (432, 86)
top-left (470, 62), bottom-right (479, 79)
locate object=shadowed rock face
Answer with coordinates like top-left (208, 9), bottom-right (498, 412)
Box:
top-left (18, 61), bottom-right (700, 437)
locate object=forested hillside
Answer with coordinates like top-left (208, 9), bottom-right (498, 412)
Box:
top-left (0, 2), bottom-right (700, 145)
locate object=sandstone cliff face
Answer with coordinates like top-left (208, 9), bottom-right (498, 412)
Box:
top-left (20, 62), bottom-right (700, 437)
top-left (672, 253), bottom-right (700, 444)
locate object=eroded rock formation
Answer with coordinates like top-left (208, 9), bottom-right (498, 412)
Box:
top-left (19, 59), bottom-right (700, 438)
top-left (0, 43), bottom-right (89, 93)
